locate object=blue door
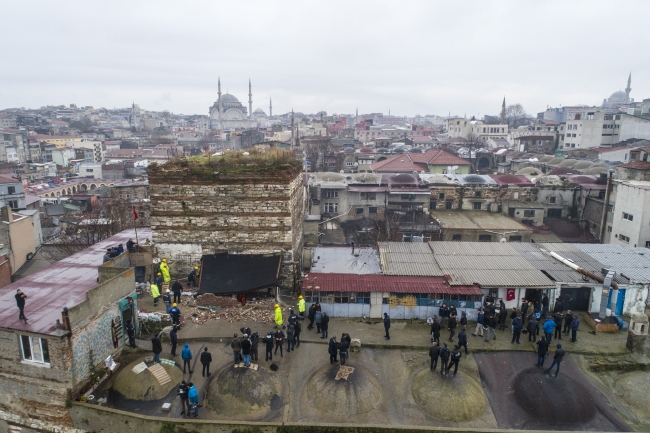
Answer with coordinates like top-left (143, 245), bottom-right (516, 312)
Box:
top-left (607, 289), bottom-right (626, 315)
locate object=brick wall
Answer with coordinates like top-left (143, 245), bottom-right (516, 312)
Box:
top-left (149, 169), bottom-right (304, 289)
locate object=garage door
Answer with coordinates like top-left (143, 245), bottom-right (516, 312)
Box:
top-left (547, 208), bottom-right (562, 219)
top-left (560, 287), bottom-right (591, 312)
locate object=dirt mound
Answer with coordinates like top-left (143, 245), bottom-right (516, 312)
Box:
top-left (412, 368), bottom-right (486, 422)
top-left (514, 367), bottom-right (595, 426)
top-left (112, 359), bottom-right (182, 401)
top-left (614, 371), bottom-right (650, 419)
top-left (207, 364), bottom-right (283, 418)
top-left (306, 365), bottom-right (382, 415)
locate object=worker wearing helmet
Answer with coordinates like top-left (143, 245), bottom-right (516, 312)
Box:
top-left (155, 272), bottom-right (163, 287)
top-left (160, 259), bottom-right (171, 283)
top-left (188, 266), bottom-right (199, 288)
top-left (169, 303), bottom-right (181, 328)
top-left (274, 304), bottom-right (283, 328)
top-left (150, 282), bottom-right (160, 306)
top-left (297, 295), bottom-right (306, 320)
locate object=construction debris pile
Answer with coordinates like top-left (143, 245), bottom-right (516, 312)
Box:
top-left (184, 293), bottom-right (280, 324)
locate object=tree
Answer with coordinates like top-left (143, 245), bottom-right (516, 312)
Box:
top-left (304, 137), bottom-right (333, 171)
top-left (465, 132), bottom-right (482, 164)
top-left (69, 116), bottom-right (96, 132)
top-left (505, 104), bottom-right (533, 129)
top-left (42, 198), bottom-right (148, 261)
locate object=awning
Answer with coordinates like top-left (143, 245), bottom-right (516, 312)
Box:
top-left (302, 273), bottom-right (482, 295)
top-left (198, 253), bottom-right (282, 295)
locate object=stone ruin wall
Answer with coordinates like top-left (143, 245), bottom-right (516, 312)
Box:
top-left (150, 168), bottom-right (304, 290)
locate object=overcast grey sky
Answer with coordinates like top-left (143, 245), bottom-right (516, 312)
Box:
top-left (1, 1), bottom-right (648, 117)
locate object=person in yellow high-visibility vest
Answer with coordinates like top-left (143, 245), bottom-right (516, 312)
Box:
top-left (297, 296), bottom-right (306, 320)
top-left (160, 258), bottom-right (171, 283)
top-left (150, 282), bottom-right (160, 306)
top-left (274, 304), bottom-right (283, 328)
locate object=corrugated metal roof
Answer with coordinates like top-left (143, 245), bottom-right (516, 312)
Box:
top-left (573, 244), bottom-right (650, 284)
top-left (378, 242), bottom-right (443, 276)
top-left (429, 241), bottom-right (554, 288)
top-left (302, 273), bottom-right (481, 294)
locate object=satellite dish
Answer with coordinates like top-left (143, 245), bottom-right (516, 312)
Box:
top-left (499, 237), bottom-right (507, 243)
top-left (452, 165), bottom-right (459, 170)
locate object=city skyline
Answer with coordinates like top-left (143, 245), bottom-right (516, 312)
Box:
top-left (1, 1), bottom-right (648, 117)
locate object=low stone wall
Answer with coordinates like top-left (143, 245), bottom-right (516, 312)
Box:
top-left (69, 402), bottom-right (559, 433)
top-left (0, 409), bottom-right (85, 433)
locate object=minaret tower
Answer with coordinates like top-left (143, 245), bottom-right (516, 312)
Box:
top-left (500, 97), bottom-right (506, 124)
top-left (625, 72), bottom-right (632, 104)
top-left (269, 97), bottom-right (273, 117)
top-left (218, 77), bottom-right (223, 117)
top-left (248, 78), bottom-right (253, 119)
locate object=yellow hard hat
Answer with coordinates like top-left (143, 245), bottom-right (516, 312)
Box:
top-left (173, 303), bottom-right (177, 307)
top-left (298, 295), bottom-right (303, 299)
top-left (157, 272), bottom-right (161, 276)
top-left (194, 266), bottom-right (199, 270)
top-left (274, 304), bottom-right (279, 308)
top-left (162, 258), bottom-right (167, 263)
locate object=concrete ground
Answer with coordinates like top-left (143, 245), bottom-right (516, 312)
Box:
top-left (137, 289), bottom-right (632, 356)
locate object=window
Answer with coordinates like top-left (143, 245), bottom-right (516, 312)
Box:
top-left (475, 191), bottom-right (482, 197)
top-left (401, 194), bottom-right (415, 200)
top-left (607, 226), bottom-right (612, 233)
top-left (438, 193), bottom-right (445, 200)
top-left (478, 234), bottom-right (492, 242)
top-left (620, 234), bottom-right (630, 243)
top-left (452, 234), bottom-right (462, 241)
top-left (355, 208), bottom-right (364, 215)
top-left (345, 160), bottom-right (355, 167)
top-left (473, 202), bottom-right (482, 210)
top-left (125, 194), bottom-right (130, 199)
top-left (360, 192), bottom-right (376, 200)
top-left (509, 235), bottom-right (522, 242)
top-left (8, 200), bottom-right (18, 209)
top-left (20, 335), bottom-right (50, 365)
top-left (429, 201), bottom-right (437, 210)
top-left (646, 241), bottom-right (650, 248)
top-left (323, 189), bottom-right (338, 198)
top-left (644, 154), bottom-right (649, 162)
top-left (623, 212), bottom-right (633, 221)
top-left (523, 210), bottom-right (535, 217)
top-left (368, 207), bottom-right (377, 214)
top-left (87, 168), bottom-right (93, 172)
top-left (445, 200), bottom-right (453, 209)
top-left (488, 287), bottom-right (499, 299)
top-left (7, 186), bottom-right (16, 195)
top-left (549, 197), bottom-right (556, 204)
top-left (323, 203), bottom-right (338, 213)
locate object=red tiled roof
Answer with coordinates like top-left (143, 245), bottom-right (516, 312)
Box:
top-left (371, 149), bottom-right (469, 173)
top-left (0, 175), bottom-right (20, 184)
top-left (370, 155), bottom-right (425, 172)
top-left (619, 161), bottom-right (650, 171)
top-left (302, 273), bottom-right (482, 295)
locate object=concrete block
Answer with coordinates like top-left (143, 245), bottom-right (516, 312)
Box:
top-left (350, 338), bottom-right (361, 352)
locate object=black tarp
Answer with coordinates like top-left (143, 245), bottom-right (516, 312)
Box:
top-left (197, 253), bottom-right (282, 295)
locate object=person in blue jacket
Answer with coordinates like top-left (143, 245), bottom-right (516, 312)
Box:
top-left (181, 343), bottom-right (193, 374)
top-left (542, 317), bottom-right (556, 344)
top-left (187, 382), bottom-right (199, 417)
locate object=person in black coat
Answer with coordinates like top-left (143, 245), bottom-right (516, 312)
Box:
top-left (307, 304), bottom-right (316, 330)
top-left (498, 304), bottom-right (508, 331)
top-left (535, 336), bottom-right (549, 367)
top-left (328, 336), bottom-right (338, 364)
top-left (541, 295), bottom-right (549, 318)
top-left (438, 304), bottom-right (449, 328)
top-left (564, 310), bottom-right (573, 335)
top-left (447, 345), bottom-right (462, 376)
top-left (170, 326), bottom-right (178, 356)
top-left (553, 312), bottom-right (564, 340)
top-left (262, 332), bottom-right (274, 361)
top-left (338, 338), bottom-right (350, 366)
top-left (458, 327), bottom-right (468, 354)
top-left (448, 315), bottom-right (457, 342)
top-left (383, 313), bottom-right (391, 340)
top-left (439, 343), bottom-right (450, 375)
top-left (431, 318), bottom-right (441, 345)
top-left (151, 334), bottom-right (163, 363)
top-left (459, 311), bottom-right (468, 328)
top-left (553, 298), bottom-right (563, 314)
top-left (200, 347), bottom-right (212, 376)
top-left (429, 341), bottom-right (440, 370)
top-left (250, 332), bottom-right (259, 362)
top-left (293, 321), bottom-right (302, 348)
top-left (511, 315), bottom-right (523, 344)
top-left (171, 280), bottom-right (183, 304)
top-left (15, 289), bottom-right (27, 321)
top-left (320, 313), bottom-right (330, 339)
top-left (126, 320), bottom-right (136, 348)
top-left (527, 317), bottom-right (539, 342)
top-left (274, 329), bottom-right (285, 357)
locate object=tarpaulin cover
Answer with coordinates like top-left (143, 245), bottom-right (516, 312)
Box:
top-left (198, 253), bottom-right (282, 295)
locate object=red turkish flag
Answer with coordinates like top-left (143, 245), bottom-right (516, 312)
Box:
top-left (132, 205), bottom-right (138, 221)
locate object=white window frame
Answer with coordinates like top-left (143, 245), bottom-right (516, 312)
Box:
top-left (623, 212), bottom-right (633, 221)
top-left (20, 335), bottom-right (51, 367)
top-left (620, 234), bottom-right (630, 243)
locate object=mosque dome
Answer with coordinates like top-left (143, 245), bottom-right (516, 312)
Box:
top-left (359, 147), bottom-right (374, 153)
top-left (609, 91), bottom-right (627, 102)
top-left (221, 93), bottom-right (240, 103)
top-left (253, 108), bottom-right (266, 117)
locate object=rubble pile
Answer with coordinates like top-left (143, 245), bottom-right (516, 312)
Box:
top-left (184, 294), bottom-right (281, 324)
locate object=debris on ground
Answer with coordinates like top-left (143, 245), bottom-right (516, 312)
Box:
top-left (182, 293), bottom-right (281, 324)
